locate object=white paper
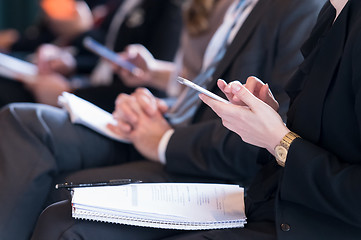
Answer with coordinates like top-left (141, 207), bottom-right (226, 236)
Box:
top-left (72, 183), bottom-right (246, 230)
top-left (58, 92), bottom-right (130, 143)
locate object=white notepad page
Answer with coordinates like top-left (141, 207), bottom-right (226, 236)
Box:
top-left (58, 92), bottom-right (130, 143)
top-left (72, 183), bottom-right (246, 230)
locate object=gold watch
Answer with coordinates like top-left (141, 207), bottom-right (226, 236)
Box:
top-left (274, 131), bottom-right (300, 167)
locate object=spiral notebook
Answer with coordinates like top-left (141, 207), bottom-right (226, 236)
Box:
top-left (71, 183), bottom-right (246, 230)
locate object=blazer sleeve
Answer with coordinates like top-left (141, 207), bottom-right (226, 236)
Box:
top-left (165, 119), bottom-right (263, 184)
top-left (279, 36), bottom-right (361, 229)
top-left (280, 138), bottom-right (361, 228)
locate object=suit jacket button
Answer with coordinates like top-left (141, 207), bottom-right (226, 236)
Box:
top-left (280, 223), bottom-right (291, 232)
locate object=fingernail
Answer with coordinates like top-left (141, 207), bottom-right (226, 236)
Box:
top-left (231, 83), bottom-right (241, 91)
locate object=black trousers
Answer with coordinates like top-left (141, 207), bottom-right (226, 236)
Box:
top-left (32, 200), bottom-right (276, 240)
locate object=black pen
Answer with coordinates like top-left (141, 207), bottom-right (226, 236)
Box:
top-left (55, 179), bottom-right (142, 189)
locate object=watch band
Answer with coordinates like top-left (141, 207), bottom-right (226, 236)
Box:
top-left (280, 132), bottom-right (300, 149)
top-left (275, 131), bottom-right (300, 167)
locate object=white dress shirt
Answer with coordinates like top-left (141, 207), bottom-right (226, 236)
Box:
top-left (330, 0), bottom-right (349, 21)
top-left (158, 0), bottom-right (259, 164)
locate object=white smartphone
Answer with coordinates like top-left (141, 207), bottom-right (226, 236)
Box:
top-left (83, 37), bottom-right (141, 75)
top-left (177, 77), bottom-right (229, 104)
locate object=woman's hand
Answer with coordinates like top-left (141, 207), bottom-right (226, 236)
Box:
top-left (218, 77), bottom-right (279, 111)
top-left (200, 78), bottom-right (289, 155)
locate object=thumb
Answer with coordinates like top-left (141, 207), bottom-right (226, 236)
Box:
top-left (230, 82), bottom-right (261, 110)
top-left (125, 44), bottom-right (139, 60)
top-left (37, 53), bottom-right (52, 75)
top-left (156, 98), bottom-right (169, 113)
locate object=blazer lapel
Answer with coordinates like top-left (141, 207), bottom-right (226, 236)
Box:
top-left (211, 0), bottom-right (270, 84)
top-left (287, 4), bottom-right (349, 143)
top-left (286, 3), bottom-right (335, 105)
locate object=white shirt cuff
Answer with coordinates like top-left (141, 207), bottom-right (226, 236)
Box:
top-left (158, 129), bottom-right (174, 165)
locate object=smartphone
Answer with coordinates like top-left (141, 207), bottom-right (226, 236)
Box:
top-left (177, 77), bottom-right (229, 104)
top-left (83, 37), bottom-right (141, 75)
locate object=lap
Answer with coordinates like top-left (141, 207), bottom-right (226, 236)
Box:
top-left (32, 200), bottom-right (276, 240)
top-left (164, 222), bottom-right (276, 240)
top-left (46, 161), bottom-right (173, 205)
top-left (46, 160), bottom-right (232, 205)
top-left (0, 77), bottom-right (34, 108)
top-left (32, 200), bottom-right (184, 240)
top-left (1, 102), bottom-right (136, 170)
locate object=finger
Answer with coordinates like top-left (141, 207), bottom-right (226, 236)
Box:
top-left (259, 84), bottom-right (279, 111)
top-left (244, 76), bottom-right (263, 96)
top-left (199, 93), bottom-right (228, 117)
top-left (230, 82), bottom-right (263, 110)
top-left (107, 123), bottom-right (132, 137)
top-left (258, 83), bottom-right (270, 102)
top-left (133, 88), bottom-right (157, 116)
top-left (117, 51), bottom-right (129, 61)
top-left (156, 98), bottom-right (169, 113)
top-left (115, 52), bottom-right (144, 80)
top-left (37, 55), bottom-right (51, 75)
top-left (114, 94), bottom-right (142, 124)
top-left (227, 81), bottom-right (245, 105)
top-left (37, 45), bottom-right (57, 74)
top-left (200, 93), bottom-right (251, 131)
top-left (131, 65), bottom-right (144, 78)
top-left (217, 79), bottom-right (231, 95)
top-left (124, 44), bottom-right (139, 60)
top-left (217, 79), bottom-right (238, 102)
top-left (117, 67), bottom-right (131, 79)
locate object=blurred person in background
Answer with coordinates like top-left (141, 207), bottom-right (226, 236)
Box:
top-left (0, 0), bottom-right (183, 112)
top-left (0, 0), bottom-right (95, 53)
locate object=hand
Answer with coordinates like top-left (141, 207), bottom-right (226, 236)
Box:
top-left (108, 88), bottom-right (171, 162)
top-left (22, 73), bottom-right (71, 106)
top-left (114, 44), bottom-right (154, 87)
top-left (36, 44), bottom-right (76, 76)
top-left (199, 79), bottom-right (289, 155)
top-left (218, 77), bottom-right (279, 111)
top-left (127, 106), bottom-right (172, 162)
top-left (110, 88), bottom-right (168, 132)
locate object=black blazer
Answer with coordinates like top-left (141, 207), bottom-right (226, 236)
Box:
top-left (270, 1), bottom-right (361, 239)
top-left (165, 0), bottom-right (326, 185)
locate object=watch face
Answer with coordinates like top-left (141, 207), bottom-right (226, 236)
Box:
top-left (275, 145), bottom-right (287, 161)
